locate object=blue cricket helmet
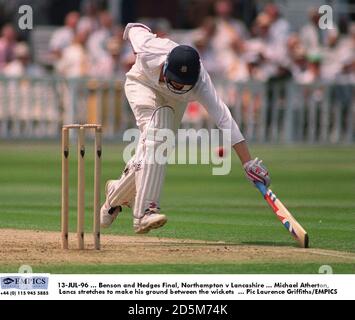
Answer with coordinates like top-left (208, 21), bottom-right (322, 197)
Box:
top-left (163, 45), bottom-right (201, 94)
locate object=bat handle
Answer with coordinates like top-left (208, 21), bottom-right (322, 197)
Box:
top-left (254, 181), bottom-right (268, 196)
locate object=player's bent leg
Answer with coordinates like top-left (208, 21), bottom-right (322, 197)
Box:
top-left (107, 159), bottom-right (137, 207)
top-left (134, 106), bottom-right (174, 234)
top-left (100, 160), bottom-right (136, 228)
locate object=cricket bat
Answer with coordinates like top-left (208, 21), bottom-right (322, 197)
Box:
top-left (255, 182), bottom-right (309, 248)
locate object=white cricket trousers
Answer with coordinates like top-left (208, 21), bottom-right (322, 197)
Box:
top-left (107, 78), bottom-right (185, 219)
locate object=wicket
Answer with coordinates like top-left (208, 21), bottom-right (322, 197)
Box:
top-left (61, 124), bottom-right (102, 250)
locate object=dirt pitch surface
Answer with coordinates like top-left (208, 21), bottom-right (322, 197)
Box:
top-left (1, 229), bottom-right (355, 267)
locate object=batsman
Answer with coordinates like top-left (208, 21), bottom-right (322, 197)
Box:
top-left (100, 23), bottom-right (271, 234)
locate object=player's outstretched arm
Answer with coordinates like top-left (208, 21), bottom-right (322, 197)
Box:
top-left (233, 141), bottom-right (271, 187)
top-left (194, 65), bottom-right (270, 187)
top-left (233, 140), bottom-right (251, 164)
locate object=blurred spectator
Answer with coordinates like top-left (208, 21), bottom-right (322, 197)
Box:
top-left (226, 35), bottom-right (249, 81)
top-left (87, 11), bottom-right (114, 65)
top-left (90, 26), bottom-right (125, 79)
top-left (300, 7), bottom-right (338, 54)
top-left (321, 29), bottom-right (343, 80)
top-left (78, 0), bottom-right (100, 34)
top-left (49, 11), bottom-right (80, 59)
top-left (297, 53), bottom-right (324, 84)
top-left (284, 34), bottom-right (308, 82)
top-left (335, 23), bottom-right (355, 79)
top-left (211, 0), bottom-right (247, 56)
top-left (263, 3), bottom-right (290, 47)
top-left (209, 0), bottom-right (249, 80)
top-left (300, 8), bottom-right (321, 51)
top-left (0, 24), bottom-right (17, 71)
top-left (3, 42), bottom-right (45, 77)
top-left (244, 13), bottom-right (278, 81)
top-left (213, 0), bottom-right (248, 39)
top-left (241, 53), bottom-right (262, 81)
top-left (190, 17), bottom-right (222, 77)
top-left (286, 33), bottom-right (304, 61)
top-left (249, 13), bottom-right (273, 45)
top-left (57, 29), bottom-right (90, 77)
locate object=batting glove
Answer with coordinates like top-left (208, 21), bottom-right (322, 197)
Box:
top-left (243, 157), bottom-right (271, 187)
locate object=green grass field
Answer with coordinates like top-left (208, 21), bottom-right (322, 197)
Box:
top-left (0, 142), bottom-right (354, 273)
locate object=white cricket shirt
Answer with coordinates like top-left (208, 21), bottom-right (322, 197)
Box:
top-left (124, 23), bottom-right (245, 145)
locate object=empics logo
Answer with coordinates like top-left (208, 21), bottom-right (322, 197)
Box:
top-left (1, 276), bottom-right (48, 290)
top-left (2, 278), bottom-right (15, 285)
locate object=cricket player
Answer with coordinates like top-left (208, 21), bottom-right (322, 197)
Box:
top-left (100, 23), bottom-right (270, 234)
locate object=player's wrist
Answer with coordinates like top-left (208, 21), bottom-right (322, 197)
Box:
top-left (243, 157), bottom-right (271, 187)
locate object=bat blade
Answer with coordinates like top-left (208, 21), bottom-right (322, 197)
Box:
top-left (255, 182), bottom-right (309, 248)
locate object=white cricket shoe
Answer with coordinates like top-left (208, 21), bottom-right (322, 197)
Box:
top-left (134, 210), bottom-right (167, 234)
top-left (100, 202), bottom-right (122, 228)
top-left (100, 180), bottom-right (122, 228)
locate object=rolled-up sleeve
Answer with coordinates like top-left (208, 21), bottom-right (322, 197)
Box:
top-left (194, 66), bottom-right (245, 145)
